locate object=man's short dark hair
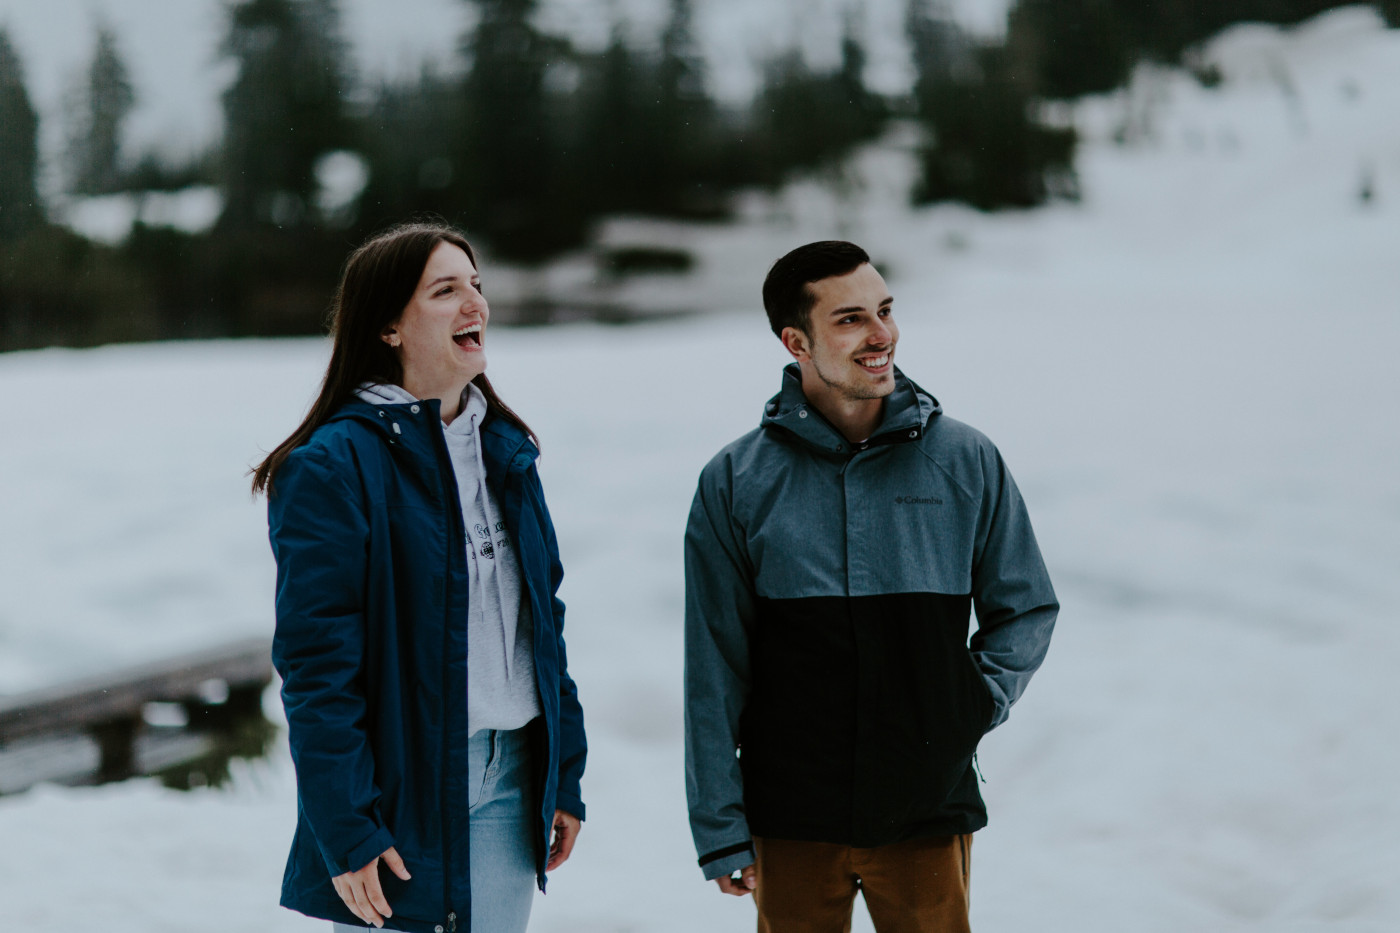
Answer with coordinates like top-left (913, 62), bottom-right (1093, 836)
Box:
top-left (762, 240), bottom-right (871, 338)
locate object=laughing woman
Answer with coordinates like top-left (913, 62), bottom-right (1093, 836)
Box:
top-left (252, 222), bottom-right (586, 932)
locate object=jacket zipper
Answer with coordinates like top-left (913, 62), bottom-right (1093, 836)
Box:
top-left (433, 415), bottom-right (458, 931)
top-left (504, 455), bottom-right (550, 892)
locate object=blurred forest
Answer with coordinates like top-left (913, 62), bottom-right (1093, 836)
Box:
top-left (0, 0), bottom-right (1396, 350)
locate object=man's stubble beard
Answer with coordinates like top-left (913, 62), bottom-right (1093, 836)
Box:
top-left (811, 354), bottom-right (896, 402)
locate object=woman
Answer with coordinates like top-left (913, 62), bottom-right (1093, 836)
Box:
top-left (253, 222), bottom-right (586, 932)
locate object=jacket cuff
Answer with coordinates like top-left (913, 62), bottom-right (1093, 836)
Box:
top-left (331, 825), bottom-right (397, 877)
top-left (554, 790), bottom-right (586, 822)
top-left (698, 841), bottom-right (755, 881)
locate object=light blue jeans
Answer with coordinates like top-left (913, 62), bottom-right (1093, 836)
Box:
top-left (333, 725), bottom-right (537, 932)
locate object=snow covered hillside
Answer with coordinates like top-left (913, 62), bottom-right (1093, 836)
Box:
top-left (1, 8), bottom-right (1397, 932)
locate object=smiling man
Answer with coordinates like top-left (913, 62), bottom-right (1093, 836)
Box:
top-left (683, 241), bottom-right (1059, 932)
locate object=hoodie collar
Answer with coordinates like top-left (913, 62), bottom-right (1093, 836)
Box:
top-left (761, 362), bottom-right (940, 454)
top-left (335, 383), bottom-right (538, 474)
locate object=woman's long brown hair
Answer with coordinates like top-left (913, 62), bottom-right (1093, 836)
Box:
top-left (251, 221), bottom-right (535, 497)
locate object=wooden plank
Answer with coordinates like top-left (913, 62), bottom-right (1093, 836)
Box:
top-left (0, 637), bottom-right (273, 744)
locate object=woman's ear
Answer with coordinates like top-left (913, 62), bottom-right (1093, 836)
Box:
top-left (381, 327), bottom-right (401, 348)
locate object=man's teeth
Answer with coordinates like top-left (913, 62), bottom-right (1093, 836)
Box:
top-left (857, 355), bottom-right (889, 369)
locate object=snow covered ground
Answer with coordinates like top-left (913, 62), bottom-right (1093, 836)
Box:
top-left (1, 7), bottom-right (1398, 931)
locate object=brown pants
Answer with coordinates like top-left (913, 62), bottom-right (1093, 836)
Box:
top-left (752, 834), bottom-right (972, 933)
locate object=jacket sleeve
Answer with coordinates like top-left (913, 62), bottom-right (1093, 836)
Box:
top-left (969, 443), bottom-right (1059, 729)
top-left (684, 457), bottom-right (757, 880)
top-left (268, 446), bottom-right (396, 875)
top-left (536, 465), bottom-right (587, 821)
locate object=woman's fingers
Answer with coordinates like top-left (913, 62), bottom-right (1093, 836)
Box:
top-left (382, 846), bottom-right (412, 881)
top-left (364, 869), bottom-right (393, 924)
top-left (332, 848), bottom-right (406, 928)
top-left (351, 879), bottom-right (385, 927)
top-left (332, 874), bottom-right (369, 924)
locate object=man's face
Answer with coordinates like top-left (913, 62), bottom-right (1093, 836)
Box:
top-left (783, 262), bottom-right (898, 403)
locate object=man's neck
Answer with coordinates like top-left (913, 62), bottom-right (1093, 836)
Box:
top-left (800, 371), bottom-right (885, 444)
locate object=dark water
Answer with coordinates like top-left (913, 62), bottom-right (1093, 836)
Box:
top-left (0, 695), bottom-right (278, 796)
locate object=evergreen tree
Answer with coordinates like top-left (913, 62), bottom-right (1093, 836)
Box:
top-left (459, 0), bottom-right (581, 260)
top-left (1007, 0), bottom-right (1133, 100)
top-left (905, 0), bottom-right (1076, 209)
top-left (218, 0), bottom-right (353, 230)
top-left (643, 0), bottom-right (723, 214)
top-left (745, 10), bottom-right (886, 186)
top-left (0, 29), bottom-right (41, 239)
top-left (831, 9), bottom-right (886, 150)
top-left (358, 67), bottom-right (465, 227)
top-left (576, 24), bottom-right (647, 214)
top-left (904, 0), bottom-right (974, 92)
top-left (66, 24), bottom-right (136, 195)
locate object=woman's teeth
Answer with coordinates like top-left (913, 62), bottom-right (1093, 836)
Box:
top-left (453, 325), bottom-right (482, 346)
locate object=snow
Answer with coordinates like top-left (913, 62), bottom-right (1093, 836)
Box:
top-left (2, 8), bottom-right (1399, 932)
top-left (59, 186), bottom-right (223, 245)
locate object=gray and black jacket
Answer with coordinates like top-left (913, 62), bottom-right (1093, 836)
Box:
top-left (684, 364), bottom-right (1058, 880)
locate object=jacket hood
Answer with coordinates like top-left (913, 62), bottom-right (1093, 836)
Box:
top-left (760, 362), bottom-right (941, 454)
top-left (325, 390), bottom-right (538, 481)
top-left (355, 382), bottom-right (417, 407)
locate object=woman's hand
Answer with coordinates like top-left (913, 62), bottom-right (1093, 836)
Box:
top-left (546, 810), bottom-right (582, 871)
top-left (331, 846), bottom-right (411, 929)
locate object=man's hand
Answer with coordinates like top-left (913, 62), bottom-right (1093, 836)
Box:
top-left (331, 846), bottom-right (411, 929)
top-left (546, 809), bottom-right (582, 871)
top-left (715, 863), bottom-right (757, 896)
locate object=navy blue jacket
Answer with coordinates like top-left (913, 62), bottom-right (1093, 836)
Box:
top-left (269, 397), bottom-right (586, 933)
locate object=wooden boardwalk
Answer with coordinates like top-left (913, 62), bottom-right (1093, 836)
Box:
top-left (0, 637), bottom-right (274, 786)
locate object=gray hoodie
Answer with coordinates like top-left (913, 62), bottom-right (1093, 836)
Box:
top-left (356, 382), bottom-right (541, 735)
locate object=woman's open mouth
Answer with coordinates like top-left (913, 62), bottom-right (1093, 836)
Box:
top-left (453, 324), bottom-right (482, 349)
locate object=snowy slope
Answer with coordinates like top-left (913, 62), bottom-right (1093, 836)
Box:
top-left (1, 8), bottom-right (1398, 932)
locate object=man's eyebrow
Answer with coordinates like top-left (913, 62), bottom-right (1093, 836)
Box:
top-left (828, 296), bottom-right (894, 316)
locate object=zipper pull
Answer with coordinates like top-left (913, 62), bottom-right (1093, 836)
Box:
top-left (447, 911), bottom-right (457, 932)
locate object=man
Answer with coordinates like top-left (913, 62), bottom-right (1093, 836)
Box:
top-left (683, 241), bottom-right (1058, 932)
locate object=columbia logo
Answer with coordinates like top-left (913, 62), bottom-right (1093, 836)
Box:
top-left (895, 495), bottom-right (943, 505)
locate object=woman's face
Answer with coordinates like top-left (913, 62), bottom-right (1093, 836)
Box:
top-left (382, 241), bottom-right (488, 398)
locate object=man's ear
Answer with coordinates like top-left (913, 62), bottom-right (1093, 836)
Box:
top-left (781, 326), bottom-right (810, 362)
